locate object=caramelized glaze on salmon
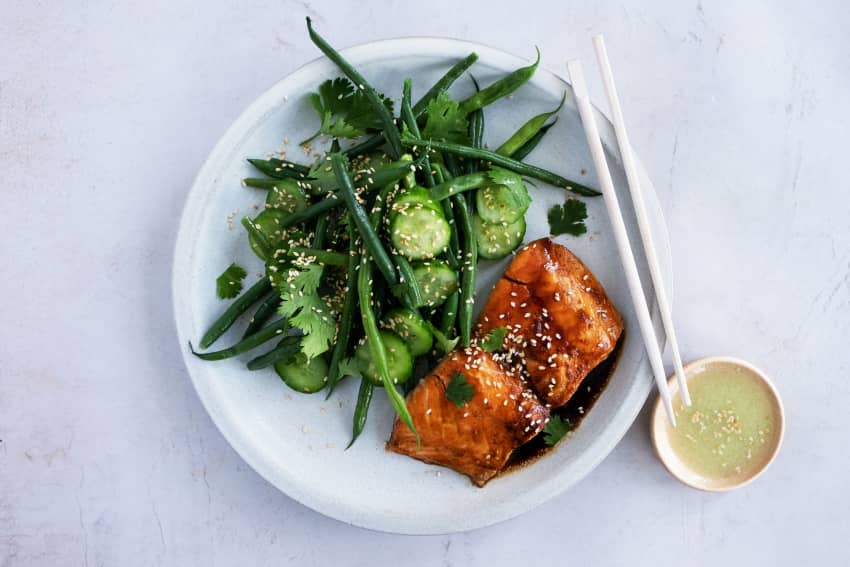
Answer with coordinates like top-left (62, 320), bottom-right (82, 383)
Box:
top-left (387, 346), bottom-right (548, 486)
top-left (477, 238), bottom-right (624, 408)
top-left (387, 238), bottom-right (623, 485)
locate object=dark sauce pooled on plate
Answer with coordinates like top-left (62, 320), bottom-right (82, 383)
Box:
top-left (503, 333), bottom-right (625, 474)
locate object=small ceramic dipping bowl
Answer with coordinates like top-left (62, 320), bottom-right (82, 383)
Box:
top-left (651, 356), bottom-right (784, 492)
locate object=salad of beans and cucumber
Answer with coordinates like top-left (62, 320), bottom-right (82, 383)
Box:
top-left (192, 18), bottom-right (599, 446)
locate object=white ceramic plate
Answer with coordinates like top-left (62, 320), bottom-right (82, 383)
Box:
top-left (173, 37), bottom-right (671, 534)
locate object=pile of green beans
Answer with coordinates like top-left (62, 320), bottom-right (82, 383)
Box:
top-left (192, 18), bottom-right (601, 447)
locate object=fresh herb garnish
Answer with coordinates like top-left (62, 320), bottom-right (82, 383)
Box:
top-left (542, 415), bottom-right (572, 445)
top-left (446, 373), bottom-right (475, 407)
top-left (216, 263), bottom-right (247, 299)
top-left (481, 326), bottom-right (508, 352)
top-left (277, 264), bottom-right (336, 359)
top-left (547, 198), bottom-right (588, 236)
top-left (305, 77), bottom-right (394, 142)
top-left (422, 92), bottom-right (469, 144)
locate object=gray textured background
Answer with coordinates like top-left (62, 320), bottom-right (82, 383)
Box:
top-left (2, 1), bottom-right (848, 565)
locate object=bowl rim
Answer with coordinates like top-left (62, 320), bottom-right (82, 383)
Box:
top-left (650, 355), bottom-right (785, 492)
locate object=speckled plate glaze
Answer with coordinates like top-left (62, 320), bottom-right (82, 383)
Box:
top-left (173, 37), bottom-right (672, 534)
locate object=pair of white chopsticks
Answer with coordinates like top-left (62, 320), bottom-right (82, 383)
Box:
top-left (567, 35), bottom-right (690, 426)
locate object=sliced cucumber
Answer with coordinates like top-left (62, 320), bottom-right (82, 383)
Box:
top-left (390, 186), bottom-right (443, 216)
top-left (275, 353), bottom-right (328, 393)
top-left (247, 209), bottom-right (288, 259)
top-left (381, 308), bottom-right (433, 356)
top-left (389, 207), bottom-right (451, 260)
top-left (474, 215), bottom-right (527, 259)
top-left (265, 179), bottom-right (309, 213)
top-left (412, 259), bottom-right (459, 307)
top-left (355, 330), bottom-right (414, 386)
top-left (475, 182), bottom-right (530, 224)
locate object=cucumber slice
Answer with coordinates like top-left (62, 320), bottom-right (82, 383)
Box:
top-left (412, 259), bottom-right (459, 307)
top-left (275, 353), bottom-right (328, 393)
top-left (390, 186), bottom-right (443, 217)
top-left (265, 179), bottom-right (309, 213)
top-left (247, 209), bottom-right (288, 259)
top-left (390, 206), bottom-right (451, 260)
top-left (474, 215), bottom-right (527, 259)
top-left (381, 308), bottom-right (433, 356)
top-left (355, 330), bottom-right (414, 386)
top-left (475, 183), bottom-right (531, 224)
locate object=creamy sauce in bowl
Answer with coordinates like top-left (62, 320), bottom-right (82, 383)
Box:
top-left (651, 357), bottom-right (784, 491)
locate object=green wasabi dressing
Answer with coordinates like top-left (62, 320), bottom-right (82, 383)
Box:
top-left (667, 363), bottom-right (778, 480)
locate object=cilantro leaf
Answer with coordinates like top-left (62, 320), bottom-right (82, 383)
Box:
top-left (277, 264), bottom-right (336, 359)
top-left (547, 199), bottom-right (588, 236)
top-left (425, 320), bottom-right (460, 354)
top-left (446, 373), bottom-right (475, 407)
top-left (338, 356), bottom-right (362, 378)
top-left (485, 165), bottom-right (524, 188)
top-left (480, 326), bottom-right (508, 352)
top-left (542, 415), bottom-right (572, 446)
top-left (216, 263), bottom-right (247, 299)
top-left (306, 77), bottom-right (394, 142)
top-left (422, 92), bottom-right (469, 144)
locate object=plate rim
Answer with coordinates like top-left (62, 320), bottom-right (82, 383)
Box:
top-left (172, 36), bottom-right (670, 534)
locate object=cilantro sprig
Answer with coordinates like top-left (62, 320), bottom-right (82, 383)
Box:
top-left (480, 326), bottom-right (508, 352)
top-left (446, 373), bottom-right (475, 407)
top-left (547, 198), bottom-right (588, 236)
top-left (422, 92), bottom-right (469, 144)
top-left (305, 77), bottom-right (394, 143)
top-left (277, 264), bottom-right (336, 360)
top-left (216, 263), bottom-right (247, 299)
top-left (542, 415), bottom-right (572, 445)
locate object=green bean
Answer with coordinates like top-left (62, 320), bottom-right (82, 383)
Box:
top-left (346, 378), bottom-right (374, 449)
top-left (247, 158), bottom-right (311, 179)
top-left (459, 48), bottom-right (539, 114)
top-left (358, 254), bottom-right (417, 439)
top-left (439, 290), bottom-right (459, 337)
top-left (200, 277), bottom-right (271, 348)
top-left (429, 163), bottom-right (460, 271)
top-left (242, 178), bottom-right (283, 190)
top-left (412, 53), bottom-right (479, 116)
top-left (401, 79), bottom-right (435, 188)
top-left (286, 247), bottom-right (349, 267)
top-left (443, 152), bottom-right (462, 179)
top-left (279, 196), bottom-right (341, 229)
top-left (240, 216), bottom-right (274, 260)
top-left (441, 198), bottom-right (460, 270)
top-left (393, 254), bottom-right (424, 307)
top-left (429, 171), bottom-right (488, 201)
top-left (192, 318), bottom-right (289, 361)
top-left (326, 221), bottom-right (360, 398)
top-left (359, 158), bottom-right (420, 190)
top-left (246, 336), bottom-right (302, 370)
top-left (295, 157), bottom-right (417, 197)
top-left (306, 18), bottom-right (402, 159)
top-left (401, 136), bottom-right (601, 196)
top-left (242, 293), bottom-right (281, 339)
top-left (330, 153), bottom-right (398, 287)
top-left (465, 77), bottom-right (485, 174)
top-left (509, 119), bottom-right (557, 161)
top-left (454, 195), bottom-right (477, 346)
top-left (344, 135), bottom-right (385, 158)
top-left (343, 53), bottom-right (479, 159)
top-left (312, 213), bottom-right (329, 248)
top-left (495, 92), bottom-right (565, 156)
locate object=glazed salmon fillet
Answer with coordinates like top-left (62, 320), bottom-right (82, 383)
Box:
top-left (387, 238), bottom-right (622, 485)
top-left (387, 346), bottom-right (548, 486)
top-left (476, 238), bottom-right (624, 408)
